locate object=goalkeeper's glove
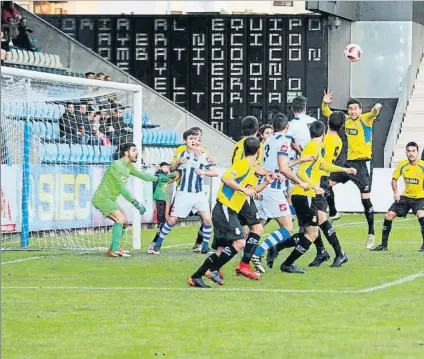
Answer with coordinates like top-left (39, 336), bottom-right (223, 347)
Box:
top-left (131, 200), bottom-right (146, 215)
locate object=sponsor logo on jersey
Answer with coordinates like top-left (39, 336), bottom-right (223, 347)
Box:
top-left (346, 128), bottom-right (359, 135)
top-left (405, 178), bottom-right (419, 185)
top-left (280, 144), bottom-right (288, 152)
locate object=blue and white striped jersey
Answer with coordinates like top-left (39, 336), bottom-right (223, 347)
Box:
top-left (287, 114), bottom-right (317, 160)
top-left (261, 133), bottom-right (292, 190)
top-left (177, 150), bottom-right (215, 193)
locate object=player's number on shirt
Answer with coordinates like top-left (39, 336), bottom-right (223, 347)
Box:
top-left (264, 144), bottom-right (270, 160)
top-left (332, 146), bottom-right (340, 163)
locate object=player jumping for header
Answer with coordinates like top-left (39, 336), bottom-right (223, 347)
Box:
top-left (322, 90), bottom-right (382, 249)
top-left (92, 143), bottom-right (171, 257)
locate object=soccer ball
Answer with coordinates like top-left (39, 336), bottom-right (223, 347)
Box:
top-left (344, 43), bottom-right (362, 62)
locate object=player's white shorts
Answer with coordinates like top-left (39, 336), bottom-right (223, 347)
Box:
top-left (257, 187), bottom-right (291, 220)
top-left (171, 191), bottom-right (210, 218)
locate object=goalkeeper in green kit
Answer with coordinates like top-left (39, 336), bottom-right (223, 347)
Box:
top-left (92, 143), bottom-right (172, 257)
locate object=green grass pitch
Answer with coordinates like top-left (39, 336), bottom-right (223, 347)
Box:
top-left (1, 214), bottom-right (424, 359)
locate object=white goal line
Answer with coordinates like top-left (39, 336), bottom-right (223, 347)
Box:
top-left (2, 271), bottom-right (423, 294)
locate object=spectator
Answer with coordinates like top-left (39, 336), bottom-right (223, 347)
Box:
top-left (14, 17), bottom-right (36, 52)
top-left (85, 72), bottom-right (95, 79)
top-left (153, 162), bottom-right (175, 228)
top-left (7, 17), bottom-right (18, 43)
top-left (98, 107), bottom-right (110, 133)
top-left (421, 149), bottom-right (424, 161)
top-left (77, 104), bottom-right (95, 145)
top-left (105, 75), bottom-right (112, 81)
top-left (2, 2), bottom-right (22, 23)
top-left (91, 123), bottom-right (111, 146)
top-left (1, 24), bottom-right (11, 62)
top-left (113, 107), bottom-right (133, 144)
top-left (59, 103), bottom-right (81, 143)
top-left (96, 72), bottom-right (105, 81)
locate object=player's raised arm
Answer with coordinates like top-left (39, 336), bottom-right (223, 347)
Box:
top-left (130, 164), bottom-right (159, 182)
top-left (321, 90), bottom-right (334, 118)
top-left (362, 103), bottom-right (382, 126)
top-left (319, 158), bottom-right (357, 175)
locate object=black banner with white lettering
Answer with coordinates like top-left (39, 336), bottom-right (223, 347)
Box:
top-left (43, 15), bottom-right (328, 139)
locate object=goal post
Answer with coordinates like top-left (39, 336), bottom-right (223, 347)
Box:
top-left (1, 66), bottom-right (143, 251)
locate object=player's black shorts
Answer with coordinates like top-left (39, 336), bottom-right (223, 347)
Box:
top-left (330, 160), bottom-right (371, 194)
top-left (388, 196), bottom-right (424, 217)
top-left (312, 195), bottom-right (328, 213)
top-left (292, 195), bottom-right (319, 228)
top-left (238, 199), bottom-right (261, 227)
top-left (211, 202), bottom-right (245, 249)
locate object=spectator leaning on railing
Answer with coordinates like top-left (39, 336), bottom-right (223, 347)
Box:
top-left (2, 1), bottom-right (21, 23)
top-left (1, 24), bottom-right (11, 62)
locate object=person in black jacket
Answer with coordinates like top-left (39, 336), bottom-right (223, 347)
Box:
top-left (59, 103), bottom-right (79, 143)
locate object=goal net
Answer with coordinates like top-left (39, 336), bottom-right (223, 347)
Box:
top-left (1, 67), bottom-right (144, 251)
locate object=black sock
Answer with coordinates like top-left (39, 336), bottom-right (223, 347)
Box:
top-left (327, 187), bottom-right (337, 217)
top-left (314, 232), bottom-right (325, 255)
top-left (195, 224), bottom-right (204, 245)
top-left (210, 245), bottom-right (239, 271)
top-left (381, 218), bottom-right (392, 246)
top-left (241, 232), bottom-right (261, 264)
top-left (152, 231), bottom-right (160, 243)
top-left (418, 217), bottom-right (424, 245)
top-left (320, 220), bottom-right (342, 256)
top-left (192, 253), bottom-right (218, 278)
top-left (283, 234), bottom-right (312, 266)
top-left (361, 198), bottom-right (375, 235)
top-left (276, 234), bottom-right (299, 252)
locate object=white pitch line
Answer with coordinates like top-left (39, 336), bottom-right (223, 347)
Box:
top-left (1, 256), bottom-right (47, 265)
top-left (0, 286), bottom-right (355, 293)
top-left (3, 271), bottom-right (424, 294)
top-left (357, 271), bottom-right (424, 293)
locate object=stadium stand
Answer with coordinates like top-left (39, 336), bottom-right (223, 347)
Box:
top-left (1, 97), bottom-right (182, 166)
top-left (390, 58), bottom-right (424, 167)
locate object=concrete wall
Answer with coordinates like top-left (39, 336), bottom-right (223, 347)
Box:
top-left (306, 1), bottom-right (359, 20)
top-left (357, 1), bottom-right (413, 21)
top-left (327, 17), bottom-right (351, 109)
top-left (351, 21), bottom-right (412, 98)
top-left (356, 98), bottom-right (398, 168)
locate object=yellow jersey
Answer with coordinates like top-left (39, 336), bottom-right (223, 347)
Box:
top-left (321, 132), bottom-right (343, 177)
top-left (393, 159), bottom-right (424, 199)
top-left (172, 145), bottom-right (208, 164)
top-left (231, 137), bottom-right (264, 167)
top-left (292, 139), bottom-right (345, 197)
top-left (216, 158), bottom-right (256, 213)
top-left (322, 102), bottom-right (379, 161)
